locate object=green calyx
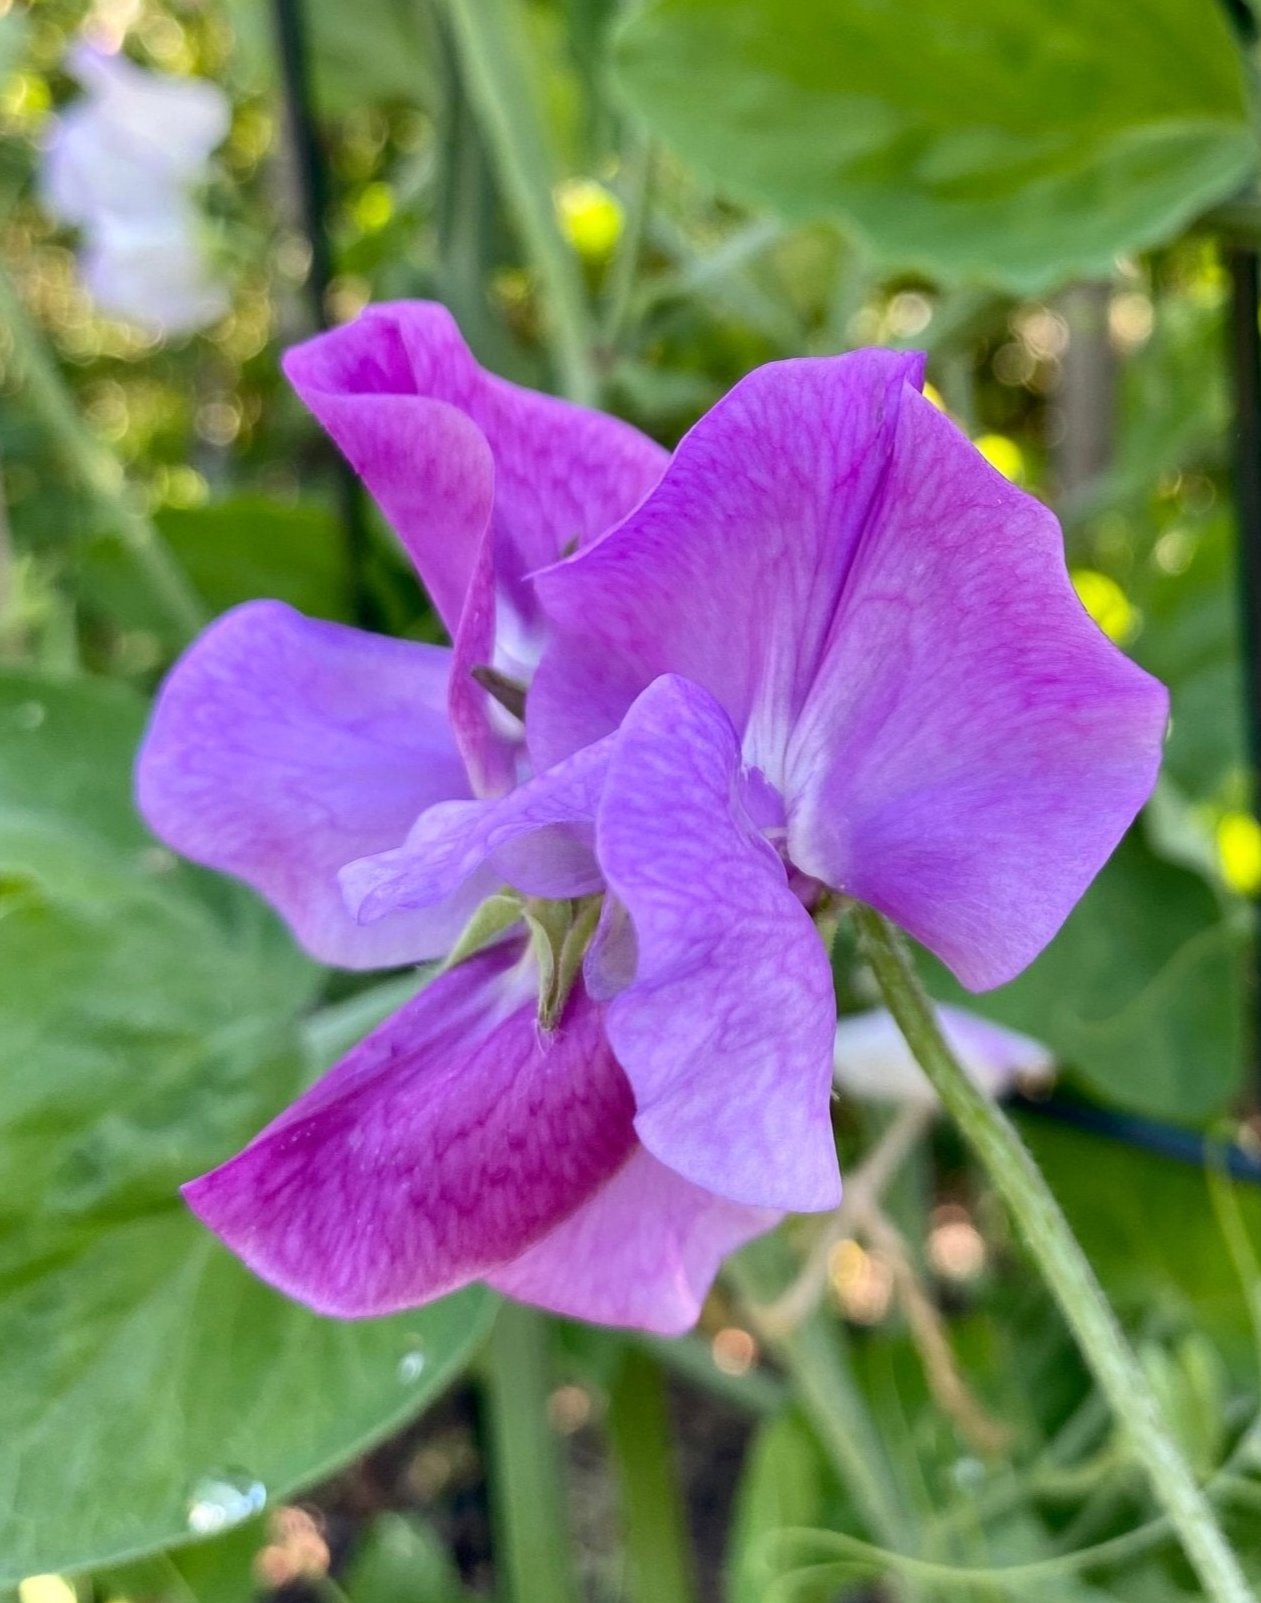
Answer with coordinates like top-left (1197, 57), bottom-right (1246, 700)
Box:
top-left (443, 887), bottom-right (605, 1028)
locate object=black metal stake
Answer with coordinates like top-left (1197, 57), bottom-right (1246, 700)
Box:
top-left (1227, 246), bottom-right (1261, 1110)
top-left (271, 0), bottom-right (377, 628)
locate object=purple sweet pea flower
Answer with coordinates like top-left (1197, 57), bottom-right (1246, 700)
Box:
top-left (340, 344), bottom-right (1168, 1221)
top-left (139, 305), bottom-right (770, 1331)
top-left (138, 302), bottom-right (1167, 1330)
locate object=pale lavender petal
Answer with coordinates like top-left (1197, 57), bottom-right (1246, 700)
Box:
top-left (137, 601), bottom-right (487, 969)
top-left (834, 1005), bottom-right (1055, 1107)
top-left (64, 44), bottom-right (230, 178)
top-left (490, 1147), bottom-right (777, 1334)
top-left (528, 351), bottom-right (924, 773)
top-left (341, 735), bottom-right (614, 924)
top-left (43, 45), bottom-right (229, 223)
top-left (785, 389), bottom-right (1168, 989)
top-left (598, 676), bottom-right (839, 1213)
top-left (81, 210), bottom-right (229, 335)
top-left (183, 947), bottom-right (636, 1318)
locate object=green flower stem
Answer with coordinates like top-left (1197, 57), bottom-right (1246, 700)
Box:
top-left (728, 1236), bottom-right (921, 1599)
top-left (853, 903), bottom-right (1256, 1603)
top-left (606, 1347), bottom-right (699, 1603)
top-left (482, 1302), bottom-right (581, 1603)
top-left (0, 265), bottom-right (206, 644)
top-left (436, 0), bottom-right (600, 406)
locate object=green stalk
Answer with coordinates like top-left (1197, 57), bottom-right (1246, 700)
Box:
top-left (853, 903), bottom-right (1256, 1603)
top-left (436, 0), bottom-right (599, 405)
top-left (606, 1347), bottom-right (698, 1603)
top-left (728, 1236), bottom-right (920, 1599)
top-left (482, 1302), bottom-right (581, 1603)
top-left (0, 265), bottom-right (206, 643)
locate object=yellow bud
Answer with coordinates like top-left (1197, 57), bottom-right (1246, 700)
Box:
top-left (554, 178), bottom-right (623, 263)
top-left (1217, 812), bottom-right (1261, 896)
top-left (1071, 568), bottom-right (1138, 644)
top-left (921, 381), bottom-right (948, 413)
top-left (973, 432), bottom-right (1025, 484)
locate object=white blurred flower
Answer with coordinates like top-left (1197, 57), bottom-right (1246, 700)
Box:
top-left (834, 1006), bottom-right (1055, 1107)
top-left (41, 42), bottom-right (230, 335)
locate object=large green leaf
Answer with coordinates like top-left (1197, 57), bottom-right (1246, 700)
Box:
top-left (920, 830), bottom-right (1244, 1122)
top-left (614, 0), bottom-right (1256, 290)
top-left (0, 676), bottom-right (494, 1581)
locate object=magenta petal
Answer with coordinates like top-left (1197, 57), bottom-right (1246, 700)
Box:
top-left (285, 303), bottom-right (666, 622)
top-left (282, 306), bottom-right (492, 635)
top-left (489, 1147), bottom-right (777, 1334)
top-left (341, 734), bottom-right (614, 923)
top-left (785, 390), bottom-right (1169, 989)
top-left (183, 947), bottom-right (636, 1317)
top-left (599, 676), bottom-right (840, 1213)
top-left (136, 601), bottom-right (484, 968)
top-left (285, 302), bottom-right (666, 795)
top-left (528, 350), bottom-right (924, 771)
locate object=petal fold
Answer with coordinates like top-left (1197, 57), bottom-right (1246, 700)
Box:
top-left (598, 676), bottom-right (840, 1213)
top-left (183, 948), bottom-right (636, 1317)
top-left (137, 601), bottom-right (483, 968)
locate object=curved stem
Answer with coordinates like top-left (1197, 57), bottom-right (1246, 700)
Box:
top-left (853, 903), bottom-right (1255, 1603)
top-left (0, 266), bottom-right (206, 643)
top-left (436, 0), bottom-right (599, 406)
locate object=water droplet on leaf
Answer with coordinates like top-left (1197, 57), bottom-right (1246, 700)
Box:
top-left (186, 1470), bottom-right (266, 1535)
top-left (397, 1349), bottom-right (426, 1383)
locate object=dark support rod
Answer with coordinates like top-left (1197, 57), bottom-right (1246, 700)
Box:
top-left (271, 0), bottom-right (376, 627)
top-left (1016, 1091), bottom-right (1261, 1185)
top-left (1227, 247), bottom-right (1261, 1107)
